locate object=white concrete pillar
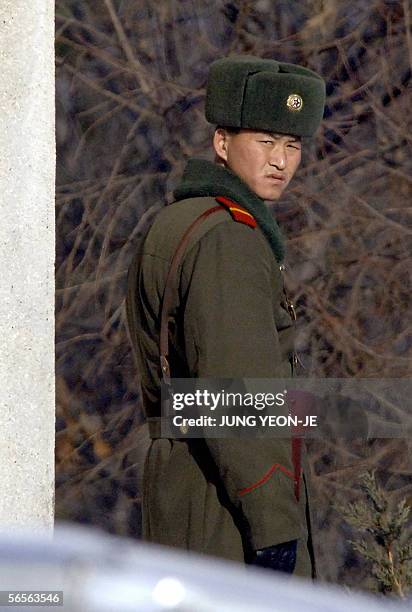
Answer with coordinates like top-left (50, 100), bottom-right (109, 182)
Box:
top-left (0, 1), bottom-right (55, 530)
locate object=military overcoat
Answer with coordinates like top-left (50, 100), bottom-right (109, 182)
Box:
top-left (125, 157), bottom-right (316, 578)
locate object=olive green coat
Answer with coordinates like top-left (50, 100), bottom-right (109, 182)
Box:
top-left (125, 158), bottom-right (316, 578)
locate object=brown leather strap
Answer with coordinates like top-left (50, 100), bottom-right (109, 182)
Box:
top-left (159, 204), bottom-right (225, 386)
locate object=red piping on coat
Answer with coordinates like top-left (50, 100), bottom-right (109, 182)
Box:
top-left (238, 463), bottom-right (295, 496)
top-left (237, 447), bottom-right (302, 502)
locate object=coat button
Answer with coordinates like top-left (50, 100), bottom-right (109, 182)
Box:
top-left (279, 264), bottom-right (285, 271)
top-left (285, 298), bottom-right (297, 321)
top-left (180, 424), bottom-right (189, 435)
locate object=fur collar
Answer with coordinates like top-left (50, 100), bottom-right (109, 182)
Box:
top-left (173, 157), bottom-right (285, 262)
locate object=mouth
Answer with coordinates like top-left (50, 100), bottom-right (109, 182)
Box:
top-left (266, 174), bottom-right (286, 183)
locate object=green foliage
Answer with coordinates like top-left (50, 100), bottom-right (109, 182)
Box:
top-left (336, 470), bottom-right (412, 597)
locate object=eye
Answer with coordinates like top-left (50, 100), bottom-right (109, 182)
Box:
top-left (287, 143), bottom-right (300, 150)
top-left (259, 140), bottom-right (274, 145)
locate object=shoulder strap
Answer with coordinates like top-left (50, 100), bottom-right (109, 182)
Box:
top-left (159, 204), bottom-right (224, 385)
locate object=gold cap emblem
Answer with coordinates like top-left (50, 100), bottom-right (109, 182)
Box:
top-left (286, 93), bottom-right (303, 112)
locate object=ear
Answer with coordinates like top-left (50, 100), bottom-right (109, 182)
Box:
top-left (213, 128), bottom-right (229, 162)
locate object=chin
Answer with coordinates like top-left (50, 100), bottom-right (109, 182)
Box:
top-left (253, 183), bottom-right (284, 201)
top-left (248, 180), bottom-right (284, 201)
top-left (258, 190), bottom-right (282, 201)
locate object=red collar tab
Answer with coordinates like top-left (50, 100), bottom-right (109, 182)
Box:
top-left (215, 196), bottom-right (257, 228)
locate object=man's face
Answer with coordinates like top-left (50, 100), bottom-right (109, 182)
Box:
top-left (213, 128), bottom-right (302, 201)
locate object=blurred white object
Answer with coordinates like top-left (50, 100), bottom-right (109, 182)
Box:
top-left (0, 522), bottom-right (409, 611)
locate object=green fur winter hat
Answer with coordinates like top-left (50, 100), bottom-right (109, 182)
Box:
top-left (205, 55), bottom-right (326, 138)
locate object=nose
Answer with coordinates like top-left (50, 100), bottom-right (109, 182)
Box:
top-left (269, 143), bottom-right (286, 170)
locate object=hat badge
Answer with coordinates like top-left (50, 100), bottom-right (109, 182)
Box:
top-left (286, 93), bottom-right (303, 112)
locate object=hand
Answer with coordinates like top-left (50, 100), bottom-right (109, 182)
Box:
top-left (251, 539), bottom-right (297, 573)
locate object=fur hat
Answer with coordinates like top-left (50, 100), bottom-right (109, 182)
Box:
top-left (205, 55), bottom-right (325, 137)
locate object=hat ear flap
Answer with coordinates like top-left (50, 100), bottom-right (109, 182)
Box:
top-left (205, 56), bottom-right (279, 127)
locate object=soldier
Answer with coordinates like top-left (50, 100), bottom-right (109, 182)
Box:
top-left (125, 55), bottom-right (325, 578)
